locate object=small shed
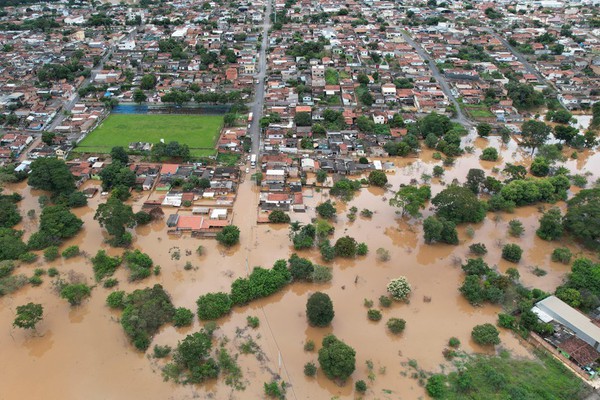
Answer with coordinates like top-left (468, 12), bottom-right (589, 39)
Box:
top-left (192, 207), bottom-right (210, 215)
top-left (210, 208), bottom-right (228, 220)
top-left (166, 214), bottom-right (179, 227)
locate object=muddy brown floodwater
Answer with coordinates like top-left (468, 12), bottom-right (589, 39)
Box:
top-left (1, 130), bottom-right (599, 399)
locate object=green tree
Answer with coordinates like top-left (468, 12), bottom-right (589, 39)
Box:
top-left (133, 89), bottom-right (147, 104)
top-left (432, 185), bottom-right (487, 224)
top-left (389, 185), bottom-right (431, 217)
top-left (480, 147), bottom-right (499, 161)
top-left (465, 169), bottom-right (486, 194)
top-left (316, 169), bottom-right (327, 184)
top-left (477, 123), bottom-right (492, 137)
top-left (564, 189), bottom-right (600, 249)
top-left (28, 205), bottom-right (83, 249)
top-left (536, 207), bottom-right (563, 240)
top-left (530, 156), bottom-right (550, 177)
top-left (13, 302), bottom-right (43, 330)
top-left (521, 120), bottom-right (551, 155)
top-left (471, 323), bottom-right (500, 345)
top-left (173, 307), bottom-right (194, 327)
top-left (423, 216), bottom-right (458, 245)
top-left (502, 243), bottom-right (523, 262)
top-left (172, 330), bottom-right (219, 383)
top-left (289, 254), bottom-right (314, 281)
top-left (216, 225), bottom-right (240, 247)
top-left (197, 292), bottom-right (233, 320)
top-left (140, 74), bottom-right (157, 90)
top-left (294, 112), bottom-right (312, 126)
top-left (368, 170), bottom-right (387, 187)
top-left (306, 292), bottom-right (334, 327)
top-left (110, 146), bottom-right (129, 165)
top-left (334, 236), bottom-right (357, 258)
top-left (316, 200), bottom-right (336, 220)
top-left (28, 157), bottom-right (75, 197)
top-left (0, 197), bottom-right (21, 228)
top-left (268, 210), bottom-right (290, 223)
top-left (60, 283), bottom-right (92, 306)
top-left (94, 196), bottom-right (136, 247)
top-left (318, 334), bottom-right (356, 382)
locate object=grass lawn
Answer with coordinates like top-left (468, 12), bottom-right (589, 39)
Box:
top-left (464, 104), bottom-right (495, 119)
top-left (74, 114), bottom-right (223, 157)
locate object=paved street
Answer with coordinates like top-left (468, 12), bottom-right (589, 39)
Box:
top-left (249, 0), bottom-right (272, 156)
top-left (400, 31), bottom-right (473, 128)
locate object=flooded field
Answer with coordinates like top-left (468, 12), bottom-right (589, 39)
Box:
top-left (1, 129), bottom-right (599, 399)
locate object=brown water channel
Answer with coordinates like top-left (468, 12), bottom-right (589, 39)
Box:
top-left (1, 133), bottom-right (599, 399)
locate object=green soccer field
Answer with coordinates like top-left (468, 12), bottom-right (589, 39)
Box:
top-left (74, 114), bottom-right (223, 157)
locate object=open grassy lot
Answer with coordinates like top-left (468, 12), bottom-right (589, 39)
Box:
top-left (464, 104), bottom-right (495, 119)
top-left (74, 114), bottom-right (223, 157)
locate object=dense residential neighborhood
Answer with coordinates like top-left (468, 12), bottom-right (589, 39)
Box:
top-left (2, 0), bottom-right (600, 399)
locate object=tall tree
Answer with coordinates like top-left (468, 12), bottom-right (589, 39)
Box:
top-left (432, 185), bottom-right (487, 223)
top-left (318, 334), bottom-right (356, 382)
top-left (95, 196), bottom-right (136, 246)
top-left (521, 120), bottom-right (551, 155)
top-left (389, 185), bottom-right (431, 218)
top-left (28, 158), bottom-right (75, 196)
top-left (110, 146), bottom-right (129, 165)
top-left (13, 303), bottom-right (43, 331)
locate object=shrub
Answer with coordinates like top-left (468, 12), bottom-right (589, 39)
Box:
top-left (304, 362), bottom-right (317, 377)
top-left (247, 316), bottom-right (260, 328)
top-left (469, 243), bottom-right (487, 255)
top-left (376, 248), bottom-right (390, 262)
top-left (387, 277), bottom-right (411, 301)
top-left (47, 267), bottom-right (59, 277)
top-left (356, 243), bottom-right (368, 256)
top-left (471, 323), bottom-right (500, 345)
top-left (29, 275), bottom-right (42, 286)
top-left (134, 211), bottom-right (152, 225)
top-left (173, 307), bottom-right (194, 327)
top-left (334, 236), bottom-right (357, 258)
top-left (355, 380), bottom-right (367, 393)
top-left (103, 278), bottom-right (118, 288)
top-left (124, 249), bottom-right (154, 282)
top-left (61, 245), bottom-right (80, 258)
top-left (360, 209), bottom-right (373, 218)
top-left (551, 247), bottom-right (572, 264)
top-left (307, 292), bottom-right (334, 327)
top-left (120, 285), bottom-right (175, 351)
top-left (367, 309), bottom-right (382, 321)
top-left (387, 318), bottom-right (406, 334)
top-left (536, 208), bottom-right (563, 241)
top-left (379, 295), bottom-right (392, 308)
top-left (316, 200), bottom-right (336, 220)
top-left (318, 334), bottom-right (356, 382)
top-left (498, 313), bottom-right (516, 329)
top-left (19, 252), bottom-right (38, 263)
top-left (288, 254), bottom-right (314, 281)
top-left (92, 250), bottom-right (122, 281)
top-left (448, 337), bottom-right (460, 348)
top-left (304, 340), bottom-right (315, 352)
top-left (43, 246), bottom-right (59, 261)
top-left (480, 147), bottom-right (499, 161)
top-left (197, 292), bottom-right (233, 320)
top-left (60, 283), bottom-right (92, 306)
top-left (502, 244), bottom-right (523, 263)
top-left (508, 219), bottom-right (524, 237)
top-left (153, 344), bottom-right (171, 358)
top-left (216, 225), bottom-right (240, 247)
top-left (368, 170), bottom-right (388, 187)
top-left (311, 264), bottom-right (333, 283)
top-left (106, 290), bottom-right (126, 309)
top-left (426, 374), bottom-right (447, 398)
top-left (268, 210), bottom-right (290, 224)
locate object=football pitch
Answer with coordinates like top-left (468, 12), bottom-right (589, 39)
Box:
top-left (74, 114), bottom-right (223, 157)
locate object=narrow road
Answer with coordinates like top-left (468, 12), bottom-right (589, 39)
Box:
top-left (400, 31), bottom-right (473, 128)
top-left (484, 28), bottom-right (547, 85)
top-left (45, 29), bottom-right (136, 133)
top-left (248, 0), bottom-right (272, 156)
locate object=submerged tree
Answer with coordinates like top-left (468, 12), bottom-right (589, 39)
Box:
top-left (13, 302), bottom-right (43, 331)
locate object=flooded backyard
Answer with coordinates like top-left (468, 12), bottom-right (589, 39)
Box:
top-left (1, 129), bottom-right (599, 399)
